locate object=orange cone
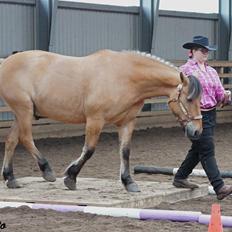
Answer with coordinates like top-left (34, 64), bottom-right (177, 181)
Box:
top-left (208, 204), bottom-right (223, 232)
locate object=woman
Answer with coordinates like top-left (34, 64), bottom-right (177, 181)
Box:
top-left (173, 35), bottom-right (232, 200)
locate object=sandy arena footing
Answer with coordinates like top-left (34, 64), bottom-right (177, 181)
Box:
top-left (0, 177), bottom-right (208, 208)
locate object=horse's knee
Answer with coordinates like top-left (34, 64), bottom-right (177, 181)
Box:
top-left (5, 136), bottom-right (18, 147)
top-left (5, 135), bottom-right (18, 152)
top-left (19, 136), bottom-right (31, 148)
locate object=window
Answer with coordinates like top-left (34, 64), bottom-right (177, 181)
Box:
top-left (159, 0), bottom-right (218, 13)
top-left (61, 0), bottom-right (218, 13)
top-left (61, 0), bottom-right (139, 7)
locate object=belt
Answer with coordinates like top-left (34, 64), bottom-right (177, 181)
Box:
top-left (201, 106), bottom-right (216, 112)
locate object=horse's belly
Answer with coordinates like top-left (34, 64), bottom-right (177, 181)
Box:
top-left (46, 112), bottom-right (86, 124)
top-left (35, 104), bottom-right (86, 124)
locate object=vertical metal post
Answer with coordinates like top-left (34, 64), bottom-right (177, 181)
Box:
top-left (48, 0), bottom-right (58, 52)
top-left (35, 0), bottom-right (51, 51)
top-left (218, 0), bottom-right (232, 60)
top-left (139, 0), bottom-right (160, 53)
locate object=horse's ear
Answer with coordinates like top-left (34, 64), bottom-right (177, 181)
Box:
top-left (180, 72), bottom-right (188, 86)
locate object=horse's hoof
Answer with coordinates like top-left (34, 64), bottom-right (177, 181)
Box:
top-left (125, 182), bottom-right (140, 192)
top-left (64, 176), bottom-right (76, 190)
top-left (42, 171), bottom-right (56, 182)
top-left (6, 179), bottom-right (21, 189)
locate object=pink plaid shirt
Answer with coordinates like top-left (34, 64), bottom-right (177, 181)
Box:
top-left (180, 59), bottom-right (225, 109)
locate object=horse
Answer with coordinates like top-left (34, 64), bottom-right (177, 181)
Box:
top-left (0, 50), bottom-right (202, 192)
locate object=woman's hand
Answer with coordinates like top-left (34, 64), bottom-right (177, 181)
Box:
top-left (221, 90), bottom-right (231, 108)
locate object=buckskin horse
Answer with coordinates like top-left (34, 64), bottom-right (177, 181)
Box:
top-left (0, 50), bottom-right (202, 192)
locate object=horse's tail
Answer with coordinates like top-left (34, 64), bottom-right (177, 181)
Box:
top-left (0, 55), bottom-right (4, 80)
top-left (0, 60), bottom-right (2, 92)
top-left (0, 58), bottom-right (5, 98)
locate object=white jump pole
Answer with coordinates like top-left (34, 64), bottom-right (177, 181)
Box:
top-left (0, 201), bottom-right (232, 227)
top-left (173, 168), bottom-right (207, 177)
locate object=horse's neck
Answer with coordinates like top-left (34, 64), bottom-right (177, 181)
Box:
top-left (135, 67), bottom-right (181, 99)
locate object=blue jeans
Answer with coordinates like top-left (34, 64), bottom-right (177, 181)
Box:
top-left (175, 108), bottom-right (224, 193)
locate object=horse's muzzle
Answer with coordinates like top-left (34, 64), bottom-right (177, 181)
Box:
top-left (184, 121), bottom-right (201, 140)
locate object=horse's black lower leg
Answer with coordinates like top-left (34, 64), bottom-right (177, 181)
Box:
top-left (2, 121), bottom-right (20, 188)
top-left (2, 163), bottom-right (20, 188)
top-left (37, 157), bottom-right (56, 182)
top-left (64, 148), bottom-right (95, 190)
top-left (121, 146), bottom-right (140, 192)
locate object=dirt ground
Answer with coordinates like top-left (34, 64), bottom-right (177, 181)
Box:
top-left (0, 123), bottom-right (232, 232)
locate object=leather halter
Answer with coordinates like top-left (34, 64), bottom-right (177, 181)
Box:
top-left (168, 84), bottom-right (202, 126)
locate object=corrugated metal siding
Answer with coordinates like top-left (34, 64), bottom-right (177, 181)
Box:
top-left (50, 4), bottom-right (219, 60)
top-left (0, 0), bottom-right (35, 120)
top-left (0, 0), bottom-right (35, 58)
top-left (49, 2), bottom-right (139, 56)
top-left (0, 99), bottom-right (14, 121)
top-left (153, 11), bottom-right (218, 60)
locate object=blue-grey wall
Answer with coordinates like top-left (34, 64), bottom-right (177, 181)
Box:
top-left (0, 0), bottom-right (219, 60)
top-left (0, 0), bottom-right (35, 58)
top-left (49, 1), bottom-right (139, 56)
top-left (153, 10), bottom-right (218, 60)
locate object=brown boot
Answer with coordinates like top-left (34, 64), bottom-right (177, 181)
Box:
top-left (216, 185), bottom-right (232, 200)
top-left (173, 178), bottom-right (199, 189)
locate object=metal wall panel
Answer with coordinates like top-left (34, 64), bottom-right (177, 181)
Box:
top-left (49, 1), bottom-right (139, 56)
top-left (0, 0), bottom-right (35, 58)
top-left (0, 99), bottom-right (14, 121)
top-left (0, 0), bottom-right (35, 120)
top-left (50, 3), bottom-right (219, 60)
top-left (153, 11), bottom-right (218, 60)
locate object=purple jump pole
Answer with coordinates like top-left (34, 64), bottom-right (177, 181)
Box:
top-left (1, 201), bottom-right (232, 227)
top-left (139, 209), bottom-right (201, 222)
top-left (198, 214), bottom-right (232, 227)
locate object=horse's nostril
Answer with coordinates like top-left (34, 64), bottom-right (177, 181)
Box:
top-left (194, 131), bottom-right (199, 137)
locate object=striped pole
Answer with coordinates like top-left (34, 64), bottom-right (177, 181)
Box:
top-left (0, 201), bottom-right (232, 227)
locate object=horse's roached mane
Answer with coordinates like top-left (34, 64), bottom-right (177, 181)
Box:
top-left (124, 50), bottom-right (179, 71)
top-left (124, 50), bottom-right (202, 100)
top-left (187, 75), bottom-right (202, 100)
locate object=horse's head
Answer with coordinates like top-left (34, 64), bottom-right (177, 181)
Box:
top-left (168, 72), bottom-right (202, 140)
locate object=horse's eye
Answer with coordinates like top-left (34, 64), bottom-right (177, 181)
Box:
top-left (187, 98), bottom-right (192, 102)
